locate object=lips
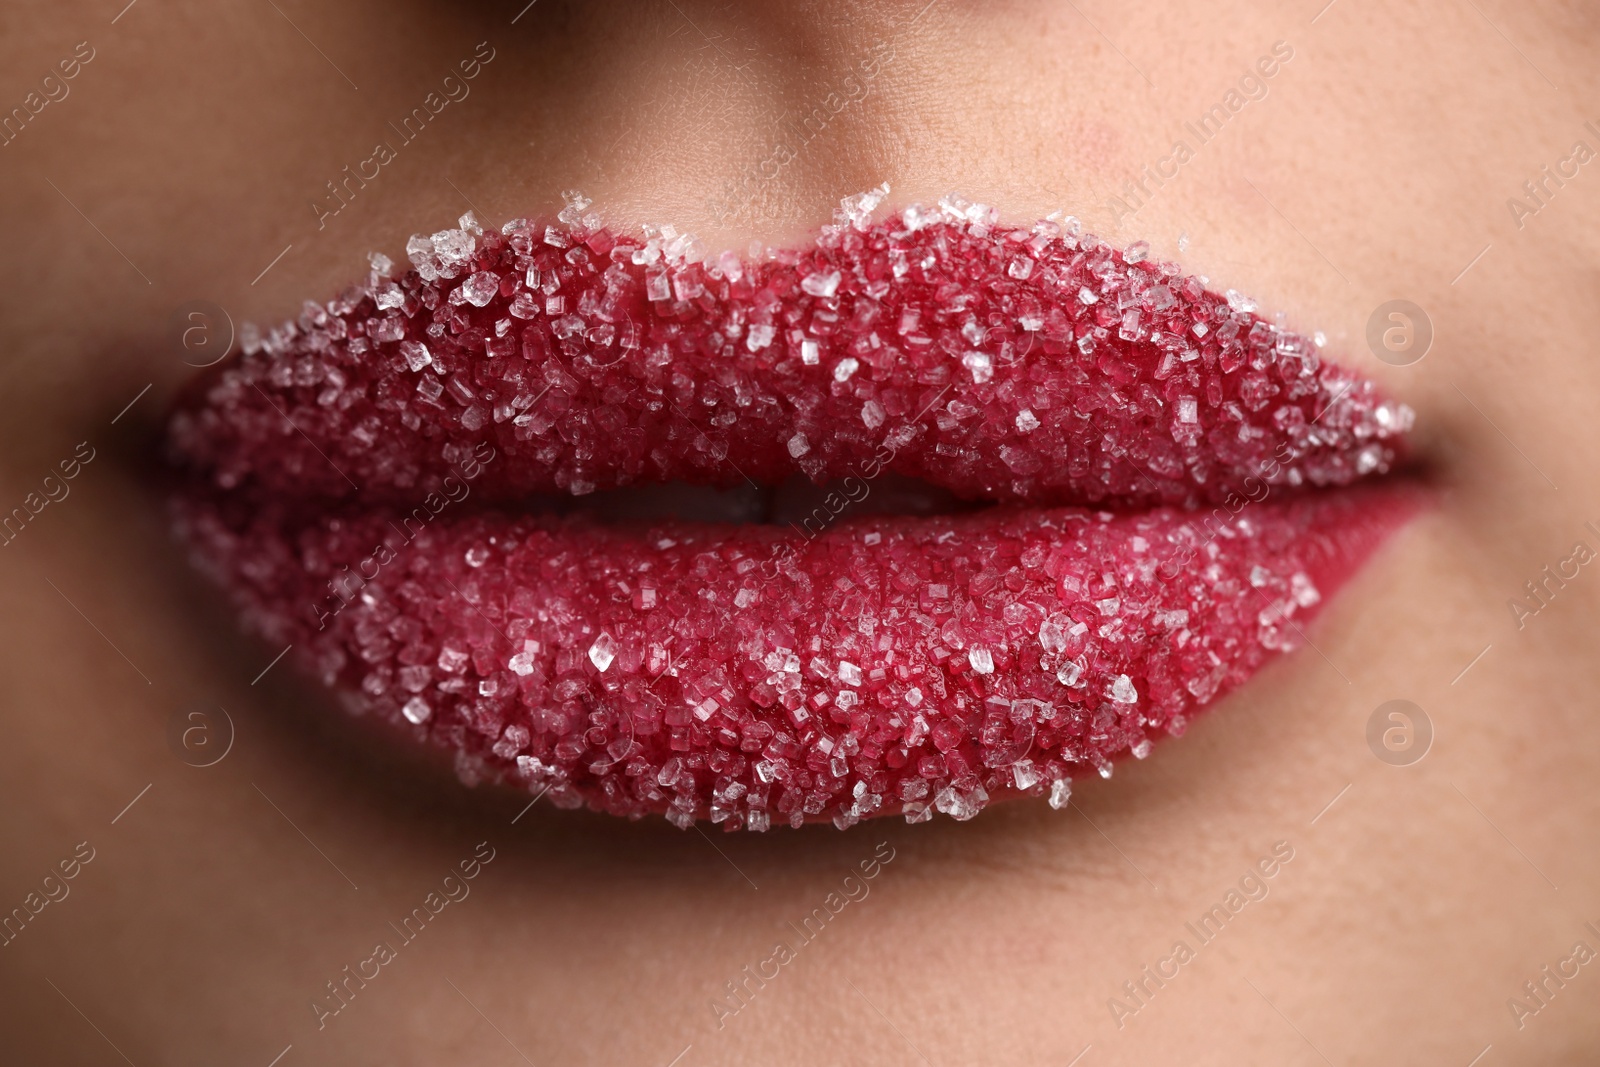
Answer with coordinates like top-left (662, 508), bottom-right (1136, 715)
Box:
top-left (166, 192), bottom-right (1416, 830)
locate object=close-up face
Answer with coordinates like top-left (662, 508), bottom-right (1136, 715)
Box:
top-left (3, 1), bottom-right (1599, 1063)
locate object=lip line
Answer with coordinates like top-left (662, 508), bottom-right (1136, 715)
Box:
top-left (165, 199), bottom-right (1414, 831)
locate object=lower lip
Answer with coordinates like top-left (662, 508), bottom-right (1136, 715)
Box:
top-left (174, 480), bottom-right (1418, 830)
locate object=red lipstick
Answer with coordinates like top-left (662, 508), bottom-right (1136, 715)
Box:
top-left (167, 193), bottom-right (1416, 829)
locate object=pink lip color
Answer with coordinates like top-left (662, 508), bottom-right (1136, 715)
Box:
top-left (167, 194), bottom-right (1416, 830)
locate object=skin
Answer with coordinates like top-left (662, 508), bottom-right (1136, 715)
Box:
top-left (2, 0), bottom-right (1598, 1062)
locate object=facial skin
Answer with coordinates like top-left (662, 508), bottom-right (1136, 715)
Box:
top-left (2, 0), bottom-right (1598, 1063)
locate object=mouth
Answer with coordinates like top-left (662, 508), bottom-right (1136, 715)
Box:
top-left (166, 191), bottom-right (1417, 831)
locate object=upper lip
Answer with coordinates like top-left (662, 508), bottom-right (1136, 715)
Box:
top-left (169, 195), bottom-right (1411, 514)
top-left (166, 193), bottom-right (1416, 829)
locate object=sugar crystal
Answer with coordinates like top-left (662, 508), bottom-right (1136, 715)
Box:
top-left (588, 632), bottom-right (617, 672)
top-left (801, 270), bottom-right (841, 298)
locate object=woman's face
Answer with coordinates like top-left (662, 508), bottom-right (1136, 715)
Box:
top-left (4, 1), bottom-right (1598, 1062)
